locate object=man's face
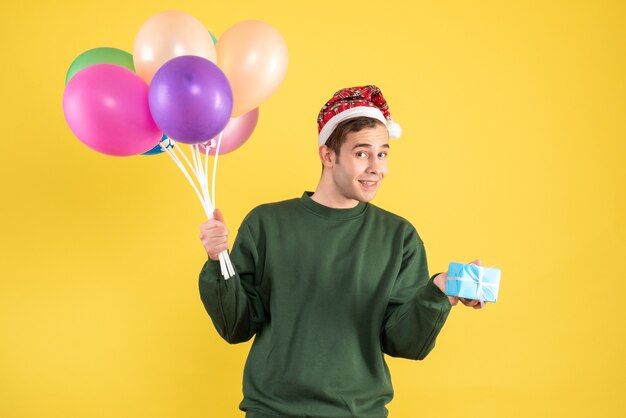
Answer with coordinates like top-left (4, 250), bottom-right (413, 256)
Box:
top-left (330, 124), bottom-right (389, 203)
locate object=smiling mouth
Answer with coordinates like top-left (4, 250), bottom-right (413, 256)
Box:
top-left (358, 180), bottom-right (379, 188)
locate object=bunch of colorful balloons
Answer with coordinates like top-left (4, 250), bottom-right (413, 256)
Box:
top-left (62, 11), bottom-right (288, 279)
top-left (63, 10), bottom-right (287, 157)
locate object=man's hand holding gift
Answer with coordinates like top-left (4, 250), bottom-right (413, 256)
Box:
top-left (434, 259), bottom-right (501, 309)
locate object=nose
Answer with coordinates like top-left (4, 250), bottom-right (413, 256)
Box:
top-left (367, 158), bottom-right (382, 175)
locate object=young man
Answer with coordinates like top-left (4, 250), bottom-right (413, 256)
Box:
top-left (199, 86), bottom-right (484, 417)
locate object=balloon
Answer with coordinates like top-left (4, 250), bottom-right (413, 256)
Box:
top-left (217, 20), bottom-right (288, 117)
top-left (142, 135), bottom-right (175, 155)
top-left (199, 108), bottom-right (259, 155)
top-left (133, 11), bottom-right (216, 84)
top-left (63, 64), bottom-right (161, 156)
top-left (65, 47), bottom-right (134, 85)
top-left (209, 32), bottom-right (218, 45)
top-left (149, 55), bottom-right (233, 144)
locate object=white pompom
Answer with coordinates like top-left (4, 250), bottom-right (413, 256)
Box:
top-left (387, 119), bottom-right (402, 138)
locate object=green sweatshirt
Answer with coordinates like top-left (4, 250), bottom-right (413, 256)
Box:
top-left (199, 192), bottom-right (451, 418)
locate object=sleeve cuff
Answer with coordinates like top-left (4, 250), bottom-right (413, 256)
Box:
top-left (200, 258), bottom-right (228, 283)
top-left (422, 273), bottom-right (452, 308)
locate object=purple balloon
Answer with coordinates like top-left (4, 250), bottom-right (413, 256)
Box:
top-left (148, 56), bottom-right (233, 144)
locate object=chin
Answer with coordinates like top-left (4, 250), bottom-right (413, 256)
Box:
top-left (355, 191), bottom-right (378, 203)
top-left (354, 184), bottom-right (380, 202)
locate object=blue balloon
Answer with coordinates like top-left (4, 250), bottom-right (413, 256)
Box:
top-left (142, 135), bottom-right (174, 155)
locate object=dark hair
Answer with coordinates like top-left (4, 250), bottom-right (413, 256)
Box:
top-left (325, 117), bottom-right (386, 163)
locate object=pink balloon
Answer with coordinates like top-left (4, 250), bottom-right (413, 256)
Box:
top-left (63, 64), bottom-right (161, 156)
top-left (200, 107), bottom-right (259, 155)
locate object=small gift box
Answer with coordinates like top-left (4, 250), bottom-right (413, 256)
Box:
top-left (445, 262), bottom-right (501, 303)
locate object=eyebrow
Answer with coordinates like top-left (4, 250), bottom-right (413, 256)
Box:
top-left (351, 143), bottom-right (390, 150)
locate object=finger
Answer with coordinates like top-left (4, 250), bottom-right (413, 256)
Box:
top-left (202, 237), bottom-right (229, 249)
top-left (213, 208), bottom-right (225, 223)
top-left (200, 225), bottom-right (228, 238)
top-left (203, 226), bottom-right (229, 239)
top-left (200, 220), bottom-right (217, 230)
top-left (208, 243), bottom-right (230, 260)
top-left (208, 226), bottom-right (229, 237)
top-left (448, 296), bottom-right (459, 306)
top-left (469, 259), bottom-right (482, 266)
top-left (460, 297), bottom-right (480, 307)
top-left (473, 301), bottom-right (487, 309)
top-left (200, 220), bottom-right (222, 232)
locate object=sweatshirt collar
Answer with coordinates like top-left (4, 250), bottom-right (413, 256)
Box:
top-left (299, 191), bottom-right (368, 220)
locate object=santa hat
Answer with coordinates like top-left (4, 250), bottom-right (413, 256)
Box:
top-left (317, 85), bottom-right (402, 147)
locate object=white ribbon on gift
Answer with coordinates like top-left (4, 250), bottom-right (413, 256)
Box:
top-left (447, 264), bottom-right (498, 305)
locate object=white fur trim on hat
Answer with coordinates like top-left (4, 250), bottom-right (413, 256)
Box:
top-left (317, 107), bottom-right (387, 147)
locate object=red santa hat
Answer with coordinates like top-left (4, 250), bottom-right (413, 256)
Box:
top-left (317, 85), bottom-right (402, 147)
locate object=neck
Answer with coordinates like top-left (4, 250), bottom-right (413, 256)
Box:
top-left (310, 171), bottom-right (359, 209)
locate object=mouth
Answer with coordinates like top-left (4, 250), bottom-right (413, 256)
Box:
top-left (358, 180), bottom-right (379, 190)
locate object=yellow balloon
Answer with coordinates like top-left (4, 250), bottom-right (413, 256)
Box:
top-left (133, 11), bottom-right (216, 84)
top-left (217, 20), bottom-right (288, 117)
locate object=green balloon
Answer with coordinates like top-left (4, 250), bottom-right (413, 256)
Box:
top-left (209, 31), bottom-right (218, 45)
top-left (65, 47), bottom-right (135, 85)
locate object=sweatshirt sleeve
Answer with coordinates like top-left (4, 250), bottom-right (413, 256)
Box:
top-left (198, 220), bottom-right (269, 344)
top-left (381, 226), bottom-right (452, 360)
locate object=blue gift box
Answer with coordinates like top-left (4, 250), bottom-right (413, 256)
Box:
top-left (445, 262), bottom-right (501, 303)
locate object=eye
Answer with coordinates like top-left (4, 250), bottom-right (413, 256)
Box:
top-left (378, 152), bottom-right (388, 159)
top-left (356, 151), bottom-right (368, 158)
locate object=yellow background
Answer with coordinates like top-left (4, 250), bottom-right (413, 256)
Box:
top-left (1, 0), bottom-right (625, 417)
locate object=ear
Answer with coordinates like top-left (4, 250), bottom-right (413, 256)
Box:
top-left (318, 145), bottom-right (335, 168)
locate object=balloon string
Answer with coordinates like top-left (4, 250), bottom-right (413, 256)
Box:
top-left (189, 144), bottom-right (200, 189)
top-left (189, 144), bottom-right (199, 176)
top-left (166, 140), bottom-right (234, 279)
top-left (192, 145), bottom-right (204, 193)
top-left (174, 144), bottom-right (212, 213)
top-left (164, 147), bottom-right (212, 216)
top-left (179, 146), bottom-right (214, 214)
top-left (219, 252), bottom-right (228, 277)
top-left (176, 142), bottom-right (202, 181)
top-left (209, 132), bottom-right (234, 277)
top-left (204, 143), bottom-right (209, 184)
top-left (211, 131), bottom-right (224, 209)
top-left (225, 251), bottom-right (235, 276)
top-left (192, 144), bottom-right (204, 184)
top-left (166, 147), bottom-right (203, 211)
top-left (193, 142), bottom-right (234, 278)
top-left (196, 142), bottom-right (234, 278)
top-left (191, 145), bottom-right (211, 209)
